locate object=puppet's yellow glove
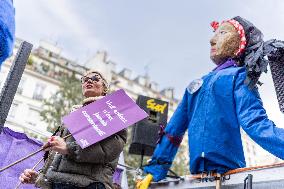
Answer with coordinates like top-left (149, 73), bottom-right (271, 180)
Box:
top-left (136, 174), bottom-right (153, 189)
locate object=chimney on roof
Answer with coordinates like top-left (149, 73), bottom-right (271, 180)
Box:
top-left (39, 40), bottom-right (62, 57)
top-left (160, 87), bottom-right (174, 99)
top-left (149, 81), bottom-right (159, 91)
top-left (119, 68), bottom-right (132, 79)
top-left (134, 75), bottom-right (147, 86)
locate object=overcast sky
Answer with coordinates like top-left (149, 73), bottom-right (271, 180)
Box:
top-left (14, 0), bottom-right (284, 126)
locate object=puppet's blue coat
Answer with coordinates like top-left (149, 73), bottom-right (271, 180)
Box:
top-left (144, 65), bottom-right (284, 182)
top-left (0, 0), bottom-right (15, 65)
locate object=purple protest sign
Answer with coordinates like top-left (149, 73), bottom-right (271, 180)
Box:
top-left (63, 89), bottom-right (148, 149)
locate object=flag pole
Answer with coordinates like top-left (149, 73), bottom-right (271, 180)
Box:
top-left (0, 41), bottom-right (32, 133)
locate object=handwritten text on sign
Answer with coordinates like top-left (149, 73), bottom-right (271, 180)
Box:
top-left (63, 89), bottom-right (148, 148)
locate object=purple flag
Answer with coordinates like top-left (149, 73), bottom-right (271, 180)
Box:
top-left (113, 167), bottom-right (124, 185)
top-left (0, 127), bottom-right (44, 189)
top-left (63, 89), bottom-right (148, 149)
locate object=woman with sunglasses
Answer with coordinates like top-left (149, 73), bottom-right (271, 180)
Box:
top-left (19, 70), bottom-right (127, 189)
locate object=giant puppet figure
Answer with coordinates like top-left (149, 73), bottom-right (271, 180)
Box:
top-left (137, 16), bottom-right (284, 188)
top-left (0, 0), bottom-right (15, 66)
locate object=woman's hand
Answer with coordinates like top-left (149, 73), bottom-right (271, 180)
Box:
top-left (43, 136), bottom-right (69, 155)
top-left (19, 169), bottom-right (38, 184)
top-left (136, 174), bottom-right (153, 189)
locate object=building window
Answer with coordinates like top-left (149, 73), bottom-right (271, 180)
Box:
top-left (8, 103), bottom-right (18, 118)
top-left (252, 146), bottom-right (256, 156)
top-left (17, 78), bottom-right (26, 95)
top-left (246, 144), bottom-right (251, 153)
top-left (33, 83), bottom-right (46, 101)
top-left (26, 107), bottom-right (40, 126)
top-left (127, 81), bottom-right (133, 87)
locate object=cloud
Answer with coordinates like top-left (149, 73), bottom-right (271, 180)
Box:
top-left (15, 0), bottom-right (107, 62)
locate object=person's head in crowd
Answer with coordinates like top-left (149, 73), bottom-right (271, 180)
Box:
top-left (81, 70), bottom-right (109, 98)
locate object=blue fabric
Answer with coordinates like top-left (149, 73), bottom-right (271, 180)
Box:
top-left (0, 0), bottom-right (15, 65)
top-left (144, 65), bottom-right (284, 182)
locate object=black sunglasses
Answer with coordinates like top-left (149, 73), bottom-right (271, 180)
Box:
top-left (81, 75), bottom-right (102, 84)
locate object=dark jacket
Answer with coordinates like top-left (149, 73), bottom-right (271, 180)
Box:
top-left (36, 126), bottom-right (127, 189)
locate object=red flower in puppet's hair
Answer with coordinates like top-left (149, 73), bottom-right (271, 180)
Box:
top-left (210, 21), bottom-right (219, 31)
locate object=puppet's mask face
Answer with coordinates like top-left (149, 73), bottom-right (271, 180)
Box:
top-left (210, 22), bottom-right (240, 65)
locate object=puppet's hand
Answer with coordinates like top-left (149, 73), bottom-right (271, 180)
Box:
top-left (136, 174), bottom-right (153, 189)
top-left (43, 136), bottom-right (69, 155)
